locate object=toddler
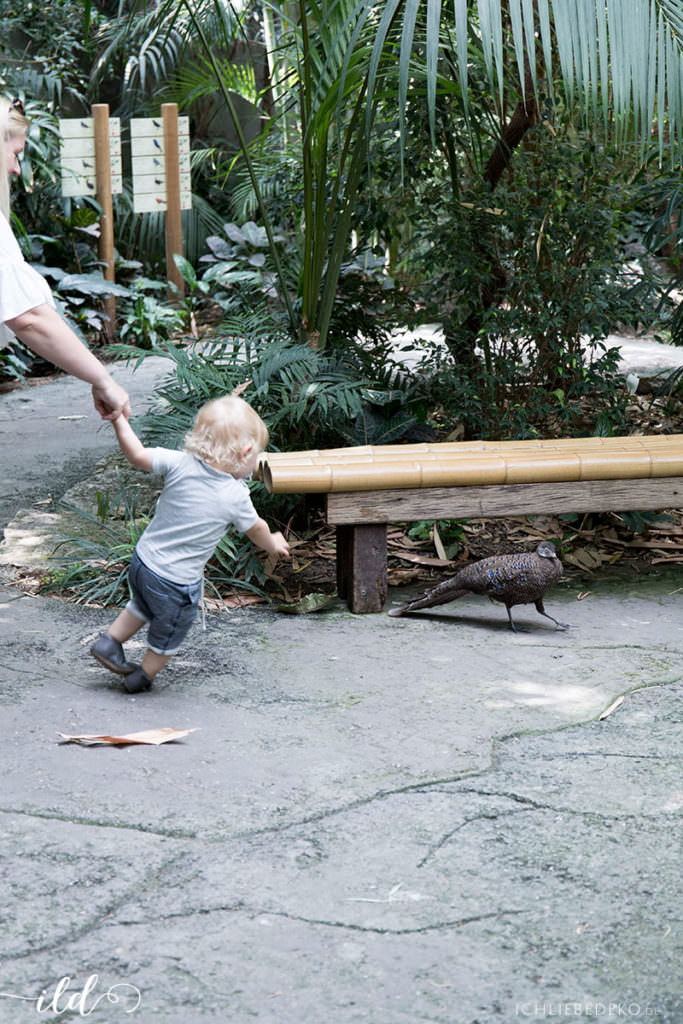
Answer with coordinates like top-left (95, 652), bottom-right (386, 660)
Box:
top-left (90, 394), bottom-right (290, 693)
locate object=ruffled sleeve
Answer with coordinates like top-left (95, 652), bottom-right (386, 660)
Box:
top-left (0, 212), bottom-right (55, 348)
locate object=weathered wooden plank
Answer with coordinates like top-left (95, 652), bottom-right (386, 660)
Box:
top-left (326, 477), bottom-right (683, 525)
top-left (336, 524), bottom-right (387, 613)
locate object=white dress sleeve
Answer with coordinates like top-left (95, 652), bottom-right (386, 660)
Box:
top-left (0, 212), bottom-right (54, 348)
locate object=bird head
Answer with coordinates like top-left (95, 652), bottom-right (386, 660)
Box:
top-left (536, 541), bottom-right (559, 560)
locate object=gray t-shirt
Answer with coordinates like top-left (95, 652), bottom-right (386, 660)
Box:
top-left (135, 449), bottom-right (259, 584)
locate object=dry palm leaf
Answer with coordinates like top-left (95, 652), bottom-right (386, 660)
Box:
top-left (57, 728), bottom-right (199, 746)
top-left (392, 551), bottom-right (455, 568)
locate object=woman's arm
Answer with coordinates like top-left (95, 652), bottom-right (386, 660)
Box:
top-left (111, 413), bottom-right (154, 472)
top-left (5, 303), bottom-right (131, 420)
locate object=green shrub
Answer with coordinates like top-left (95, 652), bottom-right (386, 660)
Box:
top-left (397, 124), bottom-right (666, 439)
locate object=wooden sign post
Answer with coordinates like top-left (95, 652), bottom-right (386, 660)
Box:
top-left (92, 104), bottom-right (116, 337)
top-left (131, 106), bottom-right (192, 300)
top-left (162, 103), bottom-right (184, 300)
top-left (59, 108), bottom-right (122, 337)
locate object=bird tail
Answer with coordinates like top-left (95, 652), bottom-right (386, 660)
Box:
top-left (388, 583), bottom-right (470, 617)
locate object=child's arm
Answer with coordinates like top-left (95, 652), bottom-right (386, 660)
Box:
top-left (111, 413), bottom-right (154, 472)
top-left (245, 518), bottom-right (290, 559)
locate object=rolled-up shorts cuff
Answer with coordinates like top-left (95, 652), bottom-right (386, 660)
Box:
top-left (147, 640), bottom-right (185, 656)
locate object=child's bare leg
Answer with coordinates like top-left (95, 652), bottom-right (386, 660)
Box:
top-left (142, 650), bottom-right (171, 680)
top-left (108, 609), bottom-right (146, 643)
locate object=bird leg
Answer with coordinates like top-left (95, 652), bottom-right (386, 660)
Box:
top-left (534, 599), bottom-right (570, 630)
top-left (505, 606), bottom-right (519, 632)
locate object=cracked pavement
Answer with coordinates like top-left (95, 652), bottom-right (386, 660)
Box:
top-left (0, 363), bottom-right (681, 1022)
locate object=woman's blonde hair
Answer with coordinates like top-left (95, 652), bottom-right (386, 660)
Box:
top-left (0, 97), bottom-right (28, 218)
top-left (184, 394), bottom-right (269, 473)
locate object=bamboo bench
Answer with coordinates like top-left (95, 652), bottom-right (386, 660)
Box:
top-left (256, 436), bottom-right (683, 613)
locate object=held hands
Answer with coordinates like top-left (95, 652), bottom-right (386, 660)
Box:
top-left (92, 376), bottom-right (132, 421)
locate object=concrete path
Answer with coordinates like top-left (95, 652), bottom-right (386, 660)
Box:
top-left (0, 354), bottom-right (681, 1023)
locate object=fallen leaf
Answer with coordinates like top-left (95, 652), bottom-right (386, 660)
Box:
top-left (278, 592), bottom-right (337, 614)
top-left (57, 728), bottom-right (199, 746)
top-left (599, 696), bottom-right (625, 721)
top-left (564, 546), bottom-right (605, 571)
top-left (388, 531), bottom-right (422, 546)
top-left (621, 539), bottom-right (683, 550)
top-left (432, 523), bottom-right (448, 561)
top-left (220, 594), bottom-right (267, 609)
top-left (283, 536), bottom-right (307, 550)
top-left (392, 551), bottom-right (455, 567)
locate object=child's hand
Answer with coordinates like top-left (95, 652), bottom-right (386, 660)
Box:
top-left (246, 520), bottom-right (291, 558)
top-left (271, 531), bottom-right (290, 558)
top-left (270, 531), bottom-right (290, 559)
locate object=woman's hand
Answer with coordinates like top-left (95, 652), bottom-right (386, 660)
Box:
top-left (92, 375), bottom-right (132, 421)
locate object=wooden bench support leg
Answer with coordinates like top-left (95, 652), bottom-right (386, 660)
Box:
top-left (336, 524), bottom-right (387, 613)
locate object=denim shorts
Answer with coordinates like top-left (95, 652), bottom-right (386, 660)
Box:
top-left (126, 550), bottom-right (202, 655)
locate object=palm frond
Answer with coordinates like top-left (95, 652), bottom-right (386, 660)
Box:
top-left (348, 0), bottom-right (683, 165)
top-left (174, 58), bottom-right (261, 109)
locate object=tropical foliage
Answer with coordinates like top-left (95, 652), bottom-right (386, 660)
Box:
top-left (5, 1), bottom-right (683, 348)
top-left (126, 0), bottom-right (683, 350)
top-left (4, 0), bottom-right (683, 603)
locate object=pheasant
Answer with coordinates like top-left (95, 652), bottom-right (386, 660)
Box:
top-left (388, 540), bottom-right (568, 632)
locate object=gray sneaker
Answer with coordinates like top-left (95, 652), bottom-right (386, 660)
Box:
top-left (90, 633), bottom-right (137, 675)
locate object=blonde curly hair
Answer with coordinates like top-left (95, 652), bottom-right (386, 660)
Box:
top-left (184, 394), bottom-right (269, 474)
